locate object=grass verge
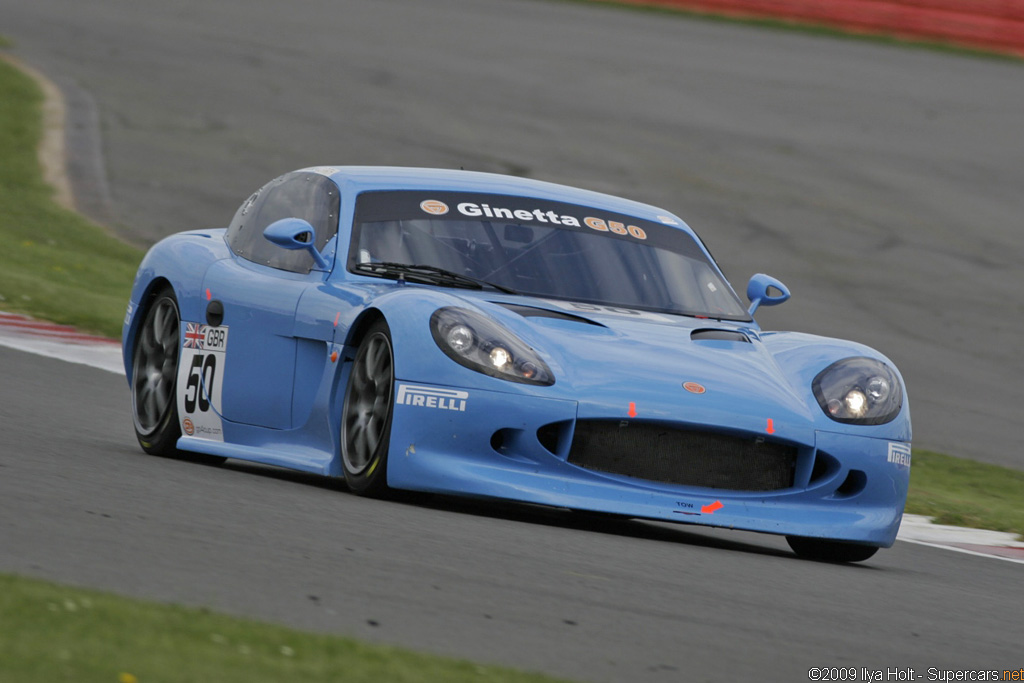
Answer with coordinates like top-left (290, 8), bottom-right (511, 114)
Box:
top-left (0, 573), bottom-right (568, 683)
top-left (0, 54), bottom-right (143, 338)
top-left (906, 450), bottom-right (1024, 538)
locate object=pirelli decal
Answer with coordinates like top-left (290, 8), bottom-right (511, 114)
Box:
top-left (887, 442), bottom-right (912, 468)
top-left (396, 384), bottom-right (468, 412)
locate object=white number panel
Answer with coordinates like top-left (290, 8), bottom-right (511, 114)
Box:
top-left (176, 322), bottom-right (229, 441)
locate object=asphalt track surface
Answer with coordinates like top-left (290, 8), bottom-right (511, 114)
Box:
top-left (0, 0), bottom-right (1021, 680)
top-left (2, 347), bottom-right (1021, 681)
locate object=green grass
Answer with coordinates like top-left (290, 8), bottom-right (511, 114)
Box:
top-left (906, 450), bottom-right (1024, 538)
top-left (0, 573), bottom-right (569, 683)
top-left (0, 55), bottom-right (143, 338)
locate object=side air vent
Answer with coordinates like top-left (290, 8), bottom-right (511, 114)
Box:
top-left (536, 423), bottom-right (561, 455)
top-left (536, 420), bottom-right (573, 456)
top-left (832, 469), bottom-right (867, 499)
top-left (691, 329), bottom-right (750, 343)
top-left (808, 450), bottom-right (841, 486)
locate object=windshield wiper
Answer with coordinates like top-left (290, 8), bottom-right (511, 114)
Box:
top-left (353, 262), bottom-right (519, 295)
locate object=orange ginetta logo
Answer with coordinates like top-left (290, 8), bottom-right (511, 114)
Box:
top-left (420, 200), bottom-right (449, 215)
top-left (683, 382), bottom-right (706, 394)
top-left (183, 418), bottom-right (195, 435)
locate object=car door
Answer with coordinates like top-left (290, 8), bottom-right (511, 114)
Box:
top-left (192, 170), bottom-right (340, 430)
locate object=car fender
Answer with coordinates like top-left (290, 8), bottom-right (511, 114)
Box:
top-left (122, 230), bottom-right (230, 380)
top-left (760, 330), bottom-right (912, 442)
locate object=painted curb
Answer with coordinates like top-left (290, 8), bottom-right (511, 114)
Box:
top-left (0, 311), bottom-right (123, 375)
top-left (608, 0), bottom-right (1024, 57)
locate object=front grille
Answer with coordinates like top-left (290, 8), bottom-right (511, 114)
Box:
top-left (567, 421), bottom-right (796, 491)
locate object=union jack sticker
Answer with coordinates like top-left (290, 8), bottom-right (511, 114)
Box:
top-left (183, 322), bottom-right (206, 349)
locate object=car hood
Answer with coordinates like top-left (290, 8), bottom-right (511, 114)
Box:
top-left (469, 295), bottom-right (821, 444)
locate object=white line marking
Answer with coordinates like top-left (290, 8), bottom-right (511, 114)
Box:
top-left (898, 538), bottom-right (1024, 565)
top-left (897, 514), bottom-right (1024, 565)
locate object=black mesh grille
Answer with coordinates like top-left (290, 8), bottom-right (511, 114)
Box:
top-left (567, 421), bottom-right (796, 491)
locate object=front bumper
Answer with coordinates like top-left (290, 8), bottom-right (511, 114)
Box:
top-left (385, 382), bottom-right (910, 547)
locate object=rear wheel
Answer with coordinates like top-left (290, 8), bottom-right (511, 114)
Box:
top-left (786, 536), bottom-right (879, 563)
top-left (131, 287), bottom-right (183, 456)
top-left (341, 319), bottom-right (395, 496)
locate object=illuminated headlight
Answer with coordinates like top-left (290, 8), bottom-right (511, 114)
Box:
top-left (430, 307), bottom-right (555, 385)
top-left (488, 346), bottom-right (511, 369)
top-left (813, 357), bottom-right (903, 425)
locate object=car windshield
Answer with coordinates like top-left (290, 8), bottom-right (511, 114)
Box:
top-left (348, 190), bottom-right (751, 321)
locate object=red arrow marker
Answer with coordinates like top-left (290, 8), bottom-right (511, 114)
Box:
top-left (766, 418), bottom-right (775, 434)
top-left (628, 402), bottom-right (637, 418)
top-left (701, 500), bottom-right (723, 514)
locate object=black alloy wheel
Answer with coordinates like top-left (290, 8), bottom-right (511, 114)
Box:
top-left (131, 287), bottom-right (182, 455)
top-left (341, 319), bottom-right (395, 496)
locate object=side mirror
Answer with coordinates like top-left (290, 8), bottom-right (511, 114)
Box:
top-left (746, 273), bottom-right (790, 316)
top-left (263, 218), bottom-right (329, 270)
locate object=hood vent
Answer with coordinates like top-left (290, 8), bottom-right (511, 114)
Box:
top-left (494, 303), bottom-right (606, 327)
top-left (691, 329), bottom-right (751, 343)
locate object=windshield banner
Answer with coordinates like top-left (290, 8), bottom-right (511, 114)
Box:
top-left (354, 190), bottom-right (700, 256)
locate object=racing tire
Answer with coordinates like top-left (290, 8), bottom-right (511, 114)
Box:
top-left (341, 319), bottom-right (395, 497)
top-left (131, 286), bottom-right (184, 456)
top-left (786, 536), bottom-right (879, 563)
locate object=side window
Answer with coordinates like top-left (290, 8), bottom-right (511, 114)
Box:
top-left (225, 172), bottom-right (340, 274)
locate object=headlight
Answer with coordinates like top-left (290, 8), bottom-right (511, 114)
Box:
top-left (812, 357), bottom-right (903, 425)
top-left (430, 307), bottom-right (555, 386)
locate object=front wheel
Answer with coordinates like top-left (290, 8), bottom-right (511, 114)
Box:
top-left (786, 536), bottom-right (879, 563)
top-left (341, 319), bottom-right (395, 497)
top-left (131, 287), bottom-right (183, 456)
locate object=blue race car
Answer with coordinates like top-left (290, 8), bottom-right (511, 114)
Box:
top-left (123, 166), bottom-right (911, 563)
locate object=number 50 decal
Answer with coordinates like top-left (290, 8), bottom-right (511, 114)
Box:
top-left (184, 354), bottom-right (218, 413)
top-left (177, 323), bottom-right (229, 441)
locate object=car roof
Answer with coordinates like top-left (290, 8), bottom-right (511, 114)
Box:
top-left (299, 165), bottom-right (695, 234)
